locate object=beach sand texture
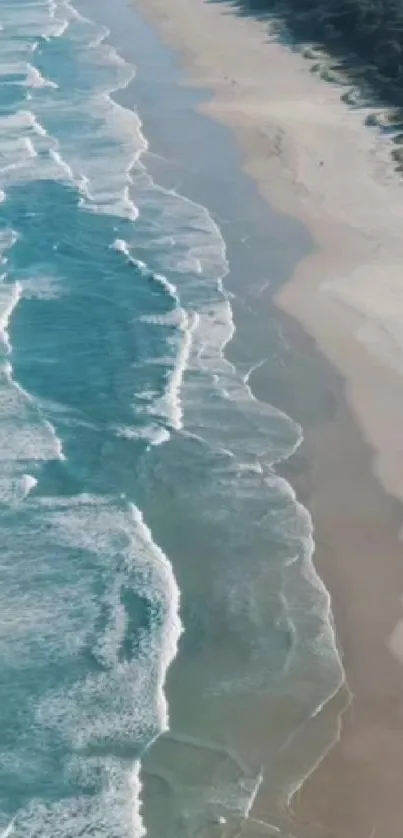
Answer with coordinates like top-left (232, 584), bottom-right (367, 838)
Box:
top-left (133, 0), bottom-right (403, 836)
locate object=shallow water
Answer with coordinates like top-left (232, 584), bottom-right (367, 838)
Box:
top-left (0, 1), bottom-right (343, 835)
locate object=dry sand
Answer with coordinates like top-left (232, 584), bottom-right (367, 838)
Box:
top-left (132, 0), bottom-right (403, 835)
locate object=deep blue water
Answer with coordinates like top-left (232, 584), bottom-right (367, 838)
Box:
top-left (0, 2), bottom-right (343, 835)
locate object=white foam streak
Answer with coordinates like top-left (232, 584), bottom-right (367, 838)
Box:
top-left (130, 503), bottom-right (182, 730)
top-left (112, 236), bottom-right (195, 430)
top-left (0, 819), bottom-right (15, 838)
top-left (22, 136), bottom-right (37, 158)
top-left (115, 424), bottom-right (171, 446)
top-left (112, 238), bottom-right (131, 258)
top-left (26, 63), bottom-right (58, 89)
top-left (0, 281), bottom-right (22, 354)
top-left (0, 229), bottom-right (66, 471)
top-left (21, 472), bottom-right (38, 497)
top-left (0, 109), bottom-right (78, 186)
top-left (153, 311), bottom-right (199, 431)
top-left (115, 91), bottom-right (343, 827)
top-left (49, 147), bottom-right (74, 179)
top-left (0, 1), bottom-right (343, 830)
top-left (2, 361), bottom-right (66, 463)
top-left (25, 2), bottom-right (144, 220)
top-left (0, 5), bottom-right (180, 836)
top-left (130, 764), bottom-right (146, 838)
top-left (7, 489), bottom-right (182, 836)
top-left (113, 241), bottom-right (179, 299)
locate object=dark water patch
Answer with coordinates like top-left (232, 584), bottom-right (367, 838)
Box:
top-left (4, 179), bottom-right (176, 489)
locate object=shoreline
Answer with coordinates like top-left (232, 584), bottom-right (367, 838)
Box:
top-left (131, 1), bottom-right (403, 836)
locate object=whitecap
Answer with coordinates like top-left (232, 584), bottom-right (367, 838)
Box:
top-left (114, 423), bottom-right (171, 446)
top-left (0, 280), bottom-right (22, 354)
top-left (0, 360), bottom-right (66, 463)
top-left (147, 310), bottom-right (199, 431)
top-left (21, 273), bottom-right (62, 300)
top-left (25, 63), bottom-right (58, 89)
top-left (112, 237), bottom-right (131, 258)
top-left (11, 759), bottom-right (145, 838)
top-left (30, 494), bottom-right (182, 769)
top-left (0, 110), bottom-right (76, 186)
top-left (0, 818), bottom-right (15, 838)
top-left (0, 3), bottom-right (344, 831)
top-left (112, 239), bottom-right (179, 300)
top-left (20, 472), bottom-right (38, 497)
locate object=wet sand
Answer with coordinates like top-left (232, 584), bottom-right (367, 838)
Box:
top-left (287, 376), bottom-right (403, 838)
top-left (132, 0), bottom-right (403, 835)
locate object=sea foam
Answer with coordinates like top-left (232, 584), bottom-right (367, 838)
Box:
top-left (0, 0), bottom-right (344, 834)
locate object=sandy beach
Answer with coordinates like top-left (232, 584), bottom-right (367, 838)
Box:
top-left (132, 0), bottom-right (403, 836)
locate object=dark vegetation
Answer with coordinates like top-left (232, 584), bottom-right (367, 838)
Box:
top-left (211, 0), bottom-right (403, 111)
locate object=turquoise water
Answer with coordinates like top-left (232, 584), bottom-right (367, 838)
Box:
top-left (0, 1), bottom-right (344, 835)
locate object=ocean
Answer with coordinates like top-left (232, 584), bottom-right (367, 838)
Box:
top-left (0, 1), bottom-right (344, 835)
